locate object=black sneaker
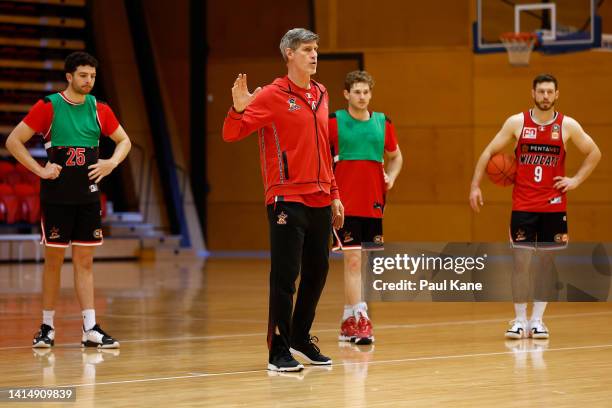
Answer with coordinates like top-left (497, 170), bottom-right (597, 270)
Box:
top-left (268, 349), bottom-right (304, 372)
top-left (81, 324), bottom-right (120, 349)
top-left (32, 324), bottom-right (55, 348)
top-left (290, 336), bottom-right (332, 365)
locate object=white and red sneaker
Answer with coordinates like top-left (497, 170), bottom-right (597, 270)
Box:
top-left (355, 314), bottom-right (374, 345)
top-left (339, 316), bottom-right (358, 342)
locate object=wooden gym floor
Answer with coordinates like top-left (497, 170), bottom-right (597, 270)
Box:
top-left (1, 257), bottom-right (612, 407)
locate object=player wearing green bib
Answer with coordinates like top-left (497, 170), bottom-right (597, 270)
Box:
top-left (329, 71), bottom-right (403, 345)
top-left (6, 52), bottom-right (131, 349)
top-left (41, 92), bottom-right (105, 205)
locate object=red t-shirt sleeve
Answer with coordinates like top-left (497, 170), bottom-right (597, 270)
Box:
top-left (384, 117), bottom-right (399, 153)
top-left (22, 99), bottom-right (53, 136)
top-left (96, 102), bottom-right (120, 136)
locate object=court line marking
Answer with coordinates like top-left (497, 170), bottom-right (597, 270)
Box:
top-left (0, 313), bottom-right (335, 327)
top-left (2, 310), bottom-right (612, 351)
top-left (2, 342), bottom-right (612, 392)
top-left (3, 309), bottom-right (612, 325)
top-left (100, 314), bottom-right (340, 328)
top-left (104, 314), bottom-right (270, 324)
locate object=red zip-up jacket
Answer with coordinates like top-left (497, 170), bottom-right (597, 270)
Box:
top-left (222, 76), bottom-right (339, 205)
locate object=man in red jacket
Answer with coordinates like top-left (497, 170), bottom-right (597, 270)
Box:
top-left (223, 28), bottom-right (344, 372)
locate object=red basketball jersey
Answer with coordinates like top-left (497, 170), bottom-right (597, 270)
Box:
top-left (513, 110), bottom-right (566, 212)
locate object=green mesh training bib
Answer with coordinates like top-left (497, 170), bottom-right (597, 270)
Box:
top-left (41, 93), bottom-right (101, 204)
top-left (335, 109), bottom-right (385, 162)
top-left (46, 93), bottom-right (100, 147)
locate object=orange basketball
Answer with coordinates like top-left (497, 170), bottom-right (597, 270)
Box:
top-left (486, 153), bottom-right (517, 186)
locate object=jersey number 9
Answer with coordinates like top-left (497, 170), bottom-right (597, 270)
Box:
top-left (534, 165), bottom-right (543, 183)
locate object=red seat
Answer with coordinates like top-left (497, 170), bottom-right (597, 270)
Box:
top-left (5, 171), bottom-right (22, 185)
top-left (32, 177), bottom-right (41, 193)
top-left (14, 162), bottom-right (30, 174)
top-left (14, 162), bottom-right (40, 185)
top-left (0, 183), bottom-right (20, 224)
top-left (13, 183), bottom-right (39, 224)
top-left (0, 161), bottom-right (15, 183)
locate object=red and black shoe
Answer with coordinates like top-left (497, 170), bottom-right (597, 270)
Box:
top-left (355, 314), bottom-right (374, 345)
top-left (339, 316), bottom-right (358, 342)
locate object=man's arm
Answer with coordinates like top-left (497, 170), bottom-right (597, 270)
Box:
top-left (553, 117), bottom-right (601, 192)
top-left (87, 125), bottom-right (131, 183)
top-left (222, 73), bottom-right (270, 142)
top-left (469, 114), bottom-right (522, 212)
top-left (384, 147), bottom-right (402, 190)
top-left (382, 118), bottom-right (402, 190)
top-left (5, 121), bottom-right (61, 179)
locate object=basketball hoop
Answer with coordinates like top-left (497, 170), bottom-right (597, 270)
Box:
top-left (500, 32), bottom-right (538, 67)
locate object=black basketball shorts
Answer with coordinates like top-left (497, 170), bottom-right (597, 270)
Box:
top-left (332, 216), bottom-right (383, 251)
top-left (40, 201), bottom-right (103, 247)
top-left (510, 211), bottom-right (568, 250)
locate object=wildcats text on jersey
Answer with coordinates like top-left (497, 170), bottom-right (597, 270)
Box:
top-left (519, 143), bottom-right (561, 167)
top-left (519, 155), bottom-right (559, 167)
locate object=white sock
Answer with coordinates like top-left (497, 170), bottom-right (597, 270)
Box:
top-left (82, 309), bottom-right (96, 331)
top-left (531, 301), bottom-right (547, 321)
top-left (514, 303), bottom-right (527, 321)
top-left (42, 310), bottom-right (55, 328)
top-left (354, 302), bottom-right (369, 319)
top-left (343, 305), bottom-right (353, 321)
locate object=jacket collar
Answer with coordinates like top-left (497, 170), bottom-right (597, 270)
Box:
top-left (272, 75), bottom-right (326, 95)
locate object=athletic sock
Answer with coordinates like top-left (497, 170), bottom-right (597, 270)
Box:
top-left (82, 309), bottom-right (96, 331)
top-left (514, 303), bottom-right (528, 321)
top-left (42, 310), bottom-right (55, 328)
top-left (343, 305), bottom-right (353, 321)
top-left (531, 301), bottom-right (548, 321)
top-left (354, 302), bottom-right (369, 319)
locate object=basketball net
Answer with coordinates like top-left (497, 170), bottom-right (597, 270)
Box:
top-left (500, 32), bottom-right (538, 67)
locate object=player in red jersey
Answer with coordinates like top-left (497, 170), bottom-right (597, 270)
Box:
top-left (329, 71), bottom-right (403, 344)
top-left (470, 74), bottom-right (601, 339)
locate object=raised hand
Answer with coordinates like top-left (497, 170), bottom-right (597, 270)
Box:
top-left (231, 74), bottom-right (262, 113)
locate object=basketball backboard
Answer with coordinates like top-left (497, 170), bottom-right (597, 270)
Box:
top-left (473, 0), bottom-right (601, 53)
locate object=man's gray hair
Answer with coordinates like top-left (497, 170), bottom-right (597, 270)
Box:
top-left (279, 28), bottom-right (319, 61)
